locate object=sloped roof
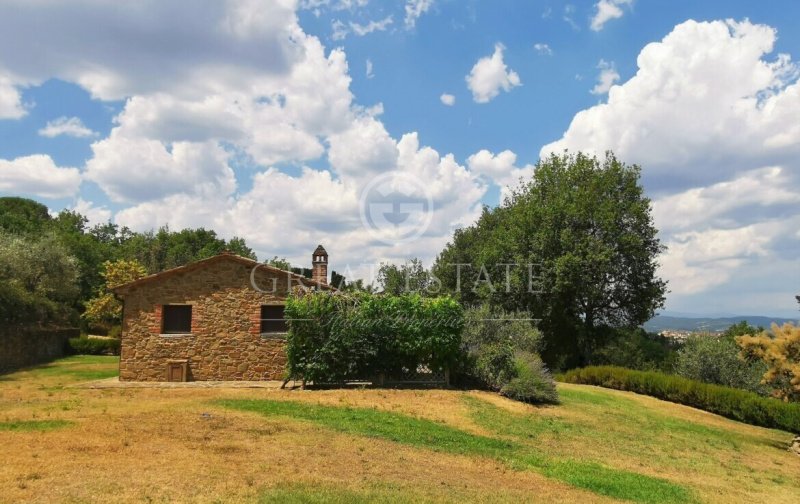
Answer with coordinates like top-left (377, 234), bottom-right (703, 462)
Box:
top-left (313, 244), bottom-right (328, 256)
top-left (111, 252), bottom-right (334, 295)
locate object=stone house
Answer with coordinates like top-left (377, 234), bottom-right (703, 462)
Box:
top-left (112, 245), bottom-right (333, 382)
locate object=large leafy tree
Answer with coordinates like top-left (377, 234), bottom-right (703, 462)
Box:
top-left (434, 152), bottom-right (667, 369)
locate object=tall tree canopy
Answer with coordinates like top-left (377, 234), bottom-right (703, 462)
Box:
top-left (0, 197), bottom-right (259, 327)
top-left (433, 152), bottom-right (667, 369)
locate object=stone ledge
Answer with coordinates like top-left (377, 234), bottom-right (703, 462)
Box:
top-left (72, 377), bottom-right (293, 389)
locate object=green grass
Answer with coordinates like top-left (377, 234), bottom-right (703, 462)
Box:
top-left (218, 398), bottom-right (513, 458)
top-left (258, 483), bottom-right (421, 504)
top-left (218, 398), bottom-right (693, 503)
top-left (15, 355), bottom-right (118, 382)
top-left (0, 419), bottom-right (72, 432)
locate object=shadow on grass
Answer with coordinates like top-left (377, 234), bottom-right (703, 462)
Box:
top-left (217, 398), bottom-right (694, 504)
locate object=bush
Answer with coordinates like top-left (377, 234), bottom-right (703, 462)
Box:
top-left (285, 291), bottom-right (464, 384)
top-left (460, 304), bottom-right (543, 387)
top-left (560, 366), bottom-right (800, 434)
top-left (68, 336), bottom-right (120, 356)
top-left (674, 334), bottom-right (768, 395)
top-left (500, 352), bottom-right (559, 404)
top-left (458, 305), bottom-right (558, 404)
top-left (107, 325), bottom-right (122, 339)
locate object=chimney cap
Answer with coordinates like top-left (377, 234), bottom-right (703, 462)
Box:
top-left (313, 244), bottom-right (328, 257)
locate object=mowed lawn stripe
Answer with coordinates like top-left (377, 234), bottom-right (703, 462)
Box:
top-left (217, 398), bottom-right (693, 503)
top-left (0, 419), bottom-right (73, 432)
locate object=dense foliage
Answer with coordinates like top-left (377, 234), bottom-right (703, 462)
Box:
top-left (285, 291), bottom-right (464, 384)
top-left (737, 323), bottom-right (800, 402)
top-left (560, 366), bottom-right (800, 434)
top-left (591, 328), bottom-right (677, 371)
top-left (500, 352), bottom-right (559, 404)
top-left (68, 336), bottom-right (121, 355)
top-left (377, 258), bottom-right (436, 295)
top-left (674, 332), bottom-right (768, 396)
top-left (433, 152), bottom-right (666, 370)
top-left (82, 259), bottom-right (148, 331)
top-left (0, 196), bottom-right (257, 328)
top-left (0, 232), bottom-right (80, 325)
top-left (459, 305), bottom-right (558, 404)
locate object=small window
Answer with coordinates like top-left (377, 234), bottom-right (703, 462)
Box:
top-left (261, 305), bottom-right (287, 333)
top-left (162, 305), bottom-right (192, 334)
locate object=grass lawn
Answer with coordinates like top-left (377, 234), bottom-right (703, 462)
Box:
top-left (0, 356), bottom-right (798, 503)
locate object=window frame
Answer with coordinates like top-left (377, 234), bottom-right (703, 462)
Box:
top-left (260, 304), bottom-right (288, 336)
top-left (161, 304), bottom-right (193, 335)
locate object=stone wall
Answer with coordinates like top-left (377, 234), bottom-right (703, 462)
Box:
top-left (0, 326), bottom-right (79, 374)
top-left (118, 256), bottom-right (317, 381)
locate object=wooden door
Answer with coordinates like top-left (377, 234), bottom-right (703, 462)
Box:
top-left (167, 362), bottom-right (187, 382)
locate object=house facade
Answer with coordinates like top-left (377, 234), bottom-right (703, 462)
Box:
top-left (112, 246), bottom-right (332, 381)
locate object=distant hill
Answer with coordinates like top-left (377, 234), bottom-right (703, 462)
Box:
top-left (644, 315), bottom-right (799, 333)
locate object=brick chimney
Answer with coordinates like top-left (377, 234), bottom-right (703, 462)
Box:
top-left (312, 244), bottom-right (328, 285)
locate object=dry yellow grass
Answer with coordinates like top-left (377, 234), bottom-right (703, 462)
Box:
top-left (1, 356), bottom-right (798, 503)
top-left (0, 357), bottom-right (603, 503)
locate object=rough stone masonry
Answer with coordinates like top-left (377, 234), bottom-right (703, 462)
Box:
top-left (112, 248), bottom-right (331, 381)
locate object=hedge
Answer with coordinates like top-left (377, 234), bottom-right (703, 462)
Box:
top-left (285, 291), bottom-right (464, 384)
top-left (68, 336), bottom-right (120, 356)
top-left (559, 366), bottom-right (800, 434)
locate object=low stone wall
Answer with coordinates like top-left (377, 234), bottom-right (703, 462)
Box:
top-left (0, 326), bottom-right (80, 374)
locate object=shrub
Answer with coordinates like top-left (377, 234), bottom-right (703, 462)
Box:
top-left (560, 366), bottom-right (800, 434)
top-left (501, 353), bottom-right (559, 404)
top-left (68, 336), bottom-right (120, 356)
top-left (460, 304), bottom-right (543, 387)
top-left (737, 323), bottom-right (800, 402)
top-left (285, 291), bottom-right (464, 384)
top-left (674, 334), bottom-right (768, 395)
top-left (107, 325), bottom-right (122, 339)
top-left (458, 305), bottom-right (558, 404)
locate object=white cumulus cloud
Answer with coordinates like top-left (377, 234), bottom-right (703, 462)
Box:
top-left (467, 149), bottom-right (534, 201)
top-left (439, 93), bottom-right (455, 106)
top-left (590, 59), bottom-right (620, 95)
top-left (0, 74), bottom-right (26, 119)
top-left (38, 116), bottom-right (97, 138)
top-left (0, 155), bottom-right (81, 198)
top-left (541, 18), bottom-right (800, 313)
top-left (590, 0), bottom-right (633, 32)
top-left (466, 43), bottom-right (521, 103)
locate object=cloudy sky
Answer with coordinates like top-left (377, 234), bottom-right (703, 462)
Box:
top-left (0, 0), bottom-right (799, 317)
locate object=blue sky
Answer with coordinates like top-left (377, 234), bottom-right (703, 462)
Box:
top-left (0, 0), bottom-right (799, 317)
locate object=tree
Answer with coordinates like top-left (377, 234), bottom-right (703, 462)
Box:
top-left (265, 256), bottom-right (292, 271)
top-left (0, 197), bottom-right (52, 235)
top-left (378, 258), bottom-right (437, 295)
top-left (0, 232), bottom-right (80, 325)
top-left (341, 278), bottom-right (376, 293)
top-left (330, 270), bottom-right (347, 289)
top-left (82, 259), bottom-right (147, 329)
top-left (737, 323), bottom-right (800, 402)
top-left (434, 152), bottom-right (667, 369)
